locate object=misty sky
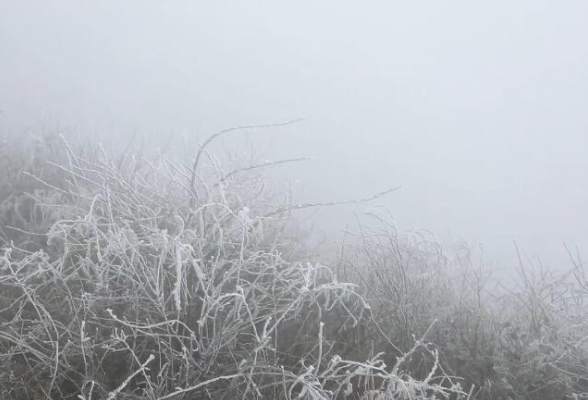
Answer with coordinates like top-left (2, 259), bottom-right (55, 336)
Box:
top-left (2, 1), bottom-right (588, 270)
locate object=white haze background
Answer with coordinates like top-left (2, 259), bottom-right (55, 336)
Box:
top-left (2, 1), bottom-right (588, 271)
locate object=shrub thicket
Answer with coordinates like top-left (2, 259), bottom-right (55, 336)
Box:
top-left (0, 131), bottom-right (587, 400)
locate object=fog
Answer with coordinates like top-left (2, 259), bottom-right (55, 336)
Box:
top-left (2, 1), bottom-right (588, 271)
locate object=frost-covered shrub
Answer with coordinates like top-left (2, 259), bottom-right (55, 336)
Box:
top-left (0, 133), bottom-right (464, 400)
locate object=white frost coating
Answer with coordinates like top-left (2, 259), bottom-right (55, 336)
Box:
top-left (237, 206), bottom-right (252, 232)
top-left (173, 243), bottom-right (184, 311)
top-left (302, 262), bottom-right (318, 291)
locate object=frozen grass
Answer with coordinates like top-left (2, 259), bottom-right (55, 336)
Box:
top-left (2, 132), bottom-right (588, 399)
top-left (340, 211), bottom-right (588, 399)
top-left (0, 133), bottom-right (466, 399)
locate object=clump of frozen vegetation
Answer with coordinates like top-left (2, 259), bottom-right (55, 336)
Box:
top-left (1, 131), bottom-right (588, 400)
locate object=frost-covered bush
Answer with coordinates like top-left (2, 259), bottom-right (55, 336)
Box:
top-left (339, 211), bottom-right (588, 399)
top-left (0, 132), bottom-right (465, 400)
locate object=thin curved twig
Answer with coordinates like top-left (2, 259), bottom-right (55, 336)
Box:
top-left (189, 118), bottom-right (305, 197)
